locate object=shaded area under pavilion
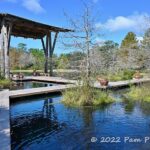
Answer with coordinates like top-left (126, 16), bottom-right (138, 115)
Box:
top-left (0, 13), bottom-right (72, 79)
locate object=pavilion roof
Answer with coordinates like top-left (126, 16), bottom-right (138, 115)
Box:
top-left (0, 13), bottom-right (72, 39)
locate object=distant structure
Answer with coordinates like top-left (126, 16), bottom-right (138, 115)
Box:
top-left (0, 13), bottom-right (72, 78)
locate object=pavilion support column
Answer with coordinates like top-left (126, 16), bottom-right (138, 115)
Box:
top-left (0, 22), bottom-right (4, 77)
top-left (0, 20), bottom-right (12, 79)
top-left (49, 32), bottom-right (58, 76)
top-left (41, 36), bottom-right (49, 74)
top-left (44, 34), bottom-right (49, 73)
top-left (41, 32), bottom-right (59, 75)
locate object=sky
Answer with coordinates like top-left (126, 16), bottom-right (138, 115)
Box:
top-left (0, 0), bottom-right (150, 54)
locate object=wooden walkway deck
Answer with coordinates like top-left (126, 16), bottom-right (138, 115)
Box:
top-left (94, 78), bottom-right (150, 89)
top-left (10, 84), bottom-right (76, 98)
top-left (0, 90), bottom-right (10, 150)
top-left (12, 76), bottom-right (77, 84)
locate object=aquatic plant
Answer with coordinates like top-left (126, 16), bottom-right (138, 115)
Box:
top-left (62, 85), bottom-right (114, 107)
top-left (126, 85), bottom-right (150, 102)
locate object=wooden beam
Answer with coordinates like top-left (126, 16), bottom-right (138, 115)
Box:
top-left (41, 37), bottom-right (46, 55)
top-left (44, 34), bottom-right (49, 73)
top-left (52, 32), bottom-right (58, 53)
top-left (49, 32), bottom-right (59, 76)
top-left (7, 23), bottom-right (12, 51)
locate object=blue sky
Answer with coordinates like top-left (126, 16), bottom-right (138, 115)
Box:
top-left (0, 0), bottom-right (150, 54)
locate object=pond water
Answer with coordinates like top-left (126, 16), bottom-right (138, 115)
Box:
top-left (10, 81), bottom-right (59, 90)
top-left (10, 92), bottom-right (150, 150)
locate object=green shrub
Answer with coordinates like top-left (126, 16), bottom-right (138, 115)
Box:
top-left (108, 70), bottom-right (135, 81)
top-left (62, 85), bottom-right (114, 107)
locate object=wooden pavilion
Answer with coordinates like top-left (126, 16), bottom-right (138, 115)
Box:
top-left (0, 13), bottom-right (72, 79)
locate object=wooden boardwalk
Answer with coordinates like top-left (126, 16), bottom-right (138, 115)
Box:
top-left (10, 84), bottom-right (76, 98)
top-left (0, 90), bottom-right (10, 150)
top-left (12, 76), bottom-right (77, 84)
top-left (94, 78), bottom-right (150, 89)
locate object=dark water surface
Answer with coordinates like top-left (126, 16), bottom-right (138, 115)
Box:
top-left (10, 92), bottom-right (150, 150)
top-left (10, 81), bottom-right (58, 90)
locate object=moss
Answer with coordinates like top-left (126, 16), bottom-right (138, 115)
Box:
top-left (62, 86), bottom-right (114, 107)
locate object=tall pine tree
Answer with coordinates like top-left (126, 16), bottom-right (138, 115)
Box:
top-left (121, 32), bottom-right (138, 49)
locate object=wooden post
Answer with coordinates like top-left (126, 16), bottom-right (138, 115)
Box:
top-left (0, 20), bottom-right (12, 79)
top-left (0, 23), bottom-right (4, 77)
top-left (40, 32), bottom-right (59, 76)
top-left (41, 37), bottom-right (47, 73)
top-left (49, 32), bottom-right (58, 76)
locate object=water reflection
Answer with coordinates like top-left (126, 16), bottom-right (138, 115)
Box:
top-left (11, 97), bottom-right (64, 150)
top-left (10, 93), bottom-right (150, 150)
top-left (10, 81), bottom-right (56, 90)
top-left (123, 99), bottom-right (135, 113)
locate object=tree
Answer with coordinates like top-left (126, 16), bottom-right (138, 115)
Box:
top-left (142, 28), bottom-right (150, 49)
top-left (90, 40), bottom-right (119, 75)
top-left (63, 2), bottom-right (100, 82)
top-left (29, 48), bottom-right (45, 70)
top-left (17, 43), bottom-right (27, 52)
top-left (99, 40), bottom-right (119, 51)
top-left (121, 32), bottom-right (138, 49)
top-left (141, 28), bottom-right (150, 69)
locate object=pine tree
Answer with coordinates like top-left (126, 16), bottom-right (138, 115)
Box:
top-left (121, 32), bottom-right (138, 49)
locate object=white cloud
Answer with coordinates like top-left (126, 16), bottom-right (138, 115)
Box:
top-left (95, 37), bottom-right (105, 45)
top-left (22, 0), bottom-right (45, 14)
top-left (136, 36), bottom-right (143, 45)
top-left (1, 0), bottom-right (45, 14)
top-left (137, 36), bottom-right (143, 41)
top-left (96, 13), bottom-right (150, 33)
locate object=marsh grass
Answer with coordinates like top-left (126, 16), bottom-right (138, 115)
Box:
top-left (0, 79), bottom-right (11, 89)
top-left (126, 84), bottom-right (150, 102)
top-left (62, 85), bottom-right (114, 107)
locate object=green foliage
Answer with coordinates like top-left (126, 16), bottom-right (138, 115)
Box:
top-left (29, 48), bottom-right (45, 70)
top-left (0, 79), bottom-right (11, 88)
top-left (57, 54), bottom-right (69, 69)
top-left (107, 70), bottom-right (135, 81)
top-left (121, 32), bottom-right (138, 49)
top-left (62, 85), bottom-right (114, 107)
top-left (126, 85), bottom-right (150, 102)
top-left (98, 40), bottom-right (119, 51)
top-left (17, 43), bottom-right (27, 52)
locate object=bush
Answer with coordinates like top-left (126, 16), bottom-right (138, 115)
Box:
top-left (108, 70), bottom-right (135, 81)
top-left (62, 85), bottom-right (114, 107)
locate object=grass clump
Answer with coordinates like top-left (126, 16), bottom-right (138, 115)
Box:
top-left (126, 85), bottom-right (150, 102)
top-left (62, 85), bottom-right (114, 107)
top-left (0, 76), bottom-right (11, 89)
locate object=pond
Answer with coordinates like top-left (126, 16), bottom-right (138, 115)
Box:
top-left (10, 91), bottom-right (150, 150)
top-left (10, 81), bottom-right (60, 90)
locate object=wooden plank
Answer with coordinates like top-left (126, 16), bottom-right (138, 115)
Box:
top-left (0, 90), bottom-right (11, 150)
top-left (10, 84), bottom-right (76, 98)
